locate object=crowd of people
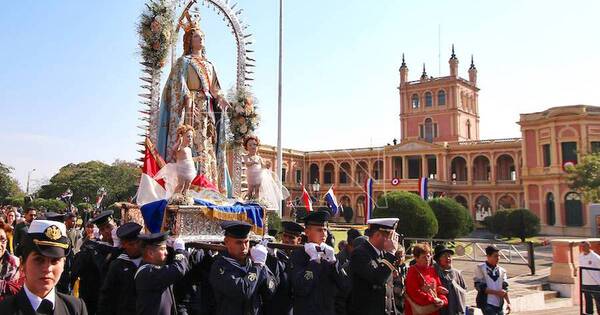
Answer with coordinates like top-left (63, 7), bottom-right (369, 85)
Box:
top-left (0, 205), bottom-right (514, 315)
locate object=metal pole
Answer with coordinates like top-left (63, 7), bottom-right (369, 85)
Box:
top-left (276, 0), bottom-right (283, 218)
top-left (26, 168), bottom-right (36, 195)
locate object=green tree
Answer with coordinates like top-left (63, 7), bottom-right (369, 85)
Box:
top-left (486, 210), bottom-right (512, 237)
top-left (38, 160), bottom-right (140, 206)
top-left (507, 208), bottom-right (541, 242)
top-left (567, 153), bottom-right (600, 202)
top-left (31, 198), bottom-right (67, 212)
top-left (373, 191), bottom-right (438, 238)
top-left (0, 162), bottom-right (23, 202)
top-left (428, 197), bottom-right (473, 239)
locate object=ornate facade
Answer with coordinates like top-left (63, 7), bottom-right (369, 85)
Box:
top-left (255, 49), bottom-right (600, 236)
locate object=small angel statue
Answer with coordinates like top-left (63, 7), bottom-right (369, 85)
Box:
top-left (155, 125), bottom-right (199, 201)
top-left (243, 135), bottom-right (289, 209)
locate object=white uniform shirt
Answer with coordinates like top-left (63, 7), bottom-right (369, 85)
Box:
top-left (24, 284), bottom-right (56, 311)
top-left (579, 251), bottom-right (600, 285)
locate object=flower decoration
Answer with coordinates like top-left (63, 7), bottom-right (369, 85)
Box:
top-left (227, 88), bottom-right (260, 143)
top-left (137, 0), bottom-right (175, 69)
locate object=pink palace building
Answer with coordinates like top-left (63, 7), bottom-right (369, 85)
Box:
top-left (256, 48), bottom-right (600, 237)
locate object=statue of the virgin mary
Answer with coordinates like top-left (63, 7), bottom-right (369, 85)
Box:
top-left (156, 17), bottom-right (228, 189)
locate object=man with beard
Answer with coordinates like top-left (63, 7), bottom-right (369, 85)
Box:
top-left (13, 208), bottom-right (37, 257)
top-left (97, 222), bottom-right (143, 315)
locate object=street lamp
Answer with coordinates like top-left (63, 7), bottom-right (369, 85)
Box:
top-left (26, 168), bottom-right (36, 195)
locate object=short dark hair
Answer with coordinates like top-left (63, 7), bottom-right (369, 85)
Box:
top-left (25, 208), bottom-right (37, 214)
top-left (485, 245), bottom-right (500, 256)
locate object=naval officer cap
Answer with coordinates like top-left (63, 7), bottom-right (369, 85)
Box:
top-left (221, 221), bottom-right (252, 239)
top-left (302, 210), bottom-right (331, 227)
top-left (90, 210), bottom-right (114, 227)
top-left (23, 220), bottom-right (71, 258)
top-left (138, 231), bottom-right (169, 246)
top-left (367, 218), bottom-right (399, 233)
top-left (281, 221), bottom-right (304, 236)
top-left (116, 222), bottom-right (143, 241)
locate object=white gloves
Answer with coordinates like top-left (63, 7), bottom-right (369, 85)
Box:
top-left (167, 237), bottom-right (185, 251)
top-left (251, 244), bottom-right (268, 265)
top-left (111, 228), bottom-right (121, 248)
top-left (320, 243), bottom-right (336, 264)
top-left (173, 238), bottom-right (185, 251)
top-left (304, 243), bottom-right (321, 261)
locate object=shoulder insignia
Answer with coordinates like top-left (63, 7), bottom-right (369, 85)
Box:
top-left (219, 267), bottom-right (224, 275)
top-left (304, 270), bottom-right (314, 280)
top-left (248, 272), bottom-right (257, 282)
top-left (371, 260), bottom-right (379, 268)
top-left (268, 279), bottom-right (275, 290)
top-left (174, 254), bottom-right (185, 261)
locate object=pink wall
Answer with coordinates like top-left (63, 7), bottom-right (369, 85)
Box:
top-left (524, 130), bottom-right (537, 167)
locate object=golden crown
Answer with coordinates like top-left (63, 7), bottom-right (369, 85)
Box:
top-left (179, 9), bottom-right (203, 35)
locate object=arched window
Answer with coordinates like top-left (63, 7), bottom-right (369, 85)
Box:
top-left (424, 118), bottom-right (434, 143)
top-left (437, 90), bottom-right (446, 106)
top-left (467, 120), bottom-right (472, 139)
top-left (411, 94), bottom-right (419, 109)
top-left (546, 193), bottom-right (555, 226)
top-left (425, 92), bottom-right (433, 107)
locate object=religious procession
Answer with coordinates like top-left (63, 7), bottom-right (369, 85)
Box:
top-left (8, 0), bottom-right (578, 314)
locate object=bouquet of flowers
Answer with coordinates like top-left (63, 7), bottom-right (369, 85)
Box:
top-left (137, 0), bottom-right (175, 69)
top-left (227, 88), bottom-right (260, 143)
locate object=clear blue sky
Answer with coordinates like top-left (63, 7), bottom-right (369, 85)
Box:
top-left (1, 0), bottom-right (599, 190)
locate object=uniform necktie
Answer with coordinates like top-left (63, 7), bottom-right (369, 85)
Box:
top-left (37, 299), bottom-right (53, 315)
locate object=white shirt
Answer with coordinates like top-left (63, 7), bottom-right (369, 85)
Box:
top-left (579, 251), bottom-right (600, 285)
top-left (474, 262), bottom-right (507, 307)
top-left (24, 284), bottom-right (55, 311)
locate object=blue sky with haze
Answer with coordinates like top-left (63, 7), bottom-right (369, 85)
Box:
top-left (1, 0), bottom-right (599, 189)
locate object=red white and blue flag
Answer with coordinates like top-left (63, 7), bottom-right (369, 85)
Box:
top-left (364, 178), bottom-right (374, 223)
top-left (324, 185), bottom-right (340, 216)
top-left (301, 185), bottom-right (313, 212)
top-left (418, 177), bottom-right (428, 200)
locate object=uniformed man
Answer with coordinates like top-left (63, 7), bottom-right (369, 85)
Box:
top-left (209, 221), bottom-right (277, 315)
top-left (71, 210), bottom-right (120, 315)
top-left (349, 218), bottom-right (400, 315)
top-left (290, 211), bottom-right (348, 315)
top-left (135, 232), bottom-right (189, 315)
top-left (264, 221), bottom-right (304, 315)
top-left (173, 246), bottom-right (211, 315)
top-left (97, 222), bottom-right (143, 315)
top-left (0, 219), bottom-right (88, 314)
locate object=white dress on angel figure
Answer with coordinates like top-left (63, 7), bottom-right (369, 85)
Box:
top-left (244, 154), bottom-right (290, 209)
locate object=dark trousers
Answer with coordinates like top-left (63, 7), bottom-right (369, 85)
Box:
top-left (583, 284), bottom-right (600, 314)
top-left (482, 304), bottom-right (504, 315)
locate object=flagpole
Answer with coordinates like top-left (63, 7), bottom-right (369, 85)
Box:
top-left (276, 0), bottom-right (284, 218)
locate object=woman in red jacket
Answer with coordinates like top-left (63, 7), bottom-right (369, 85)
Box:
top-left (404, 243), bottom-right (448, 315)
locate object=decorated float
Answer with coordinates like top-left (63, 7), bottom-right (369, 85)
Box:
top-left (124, 0), bottom-right (289, 246)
